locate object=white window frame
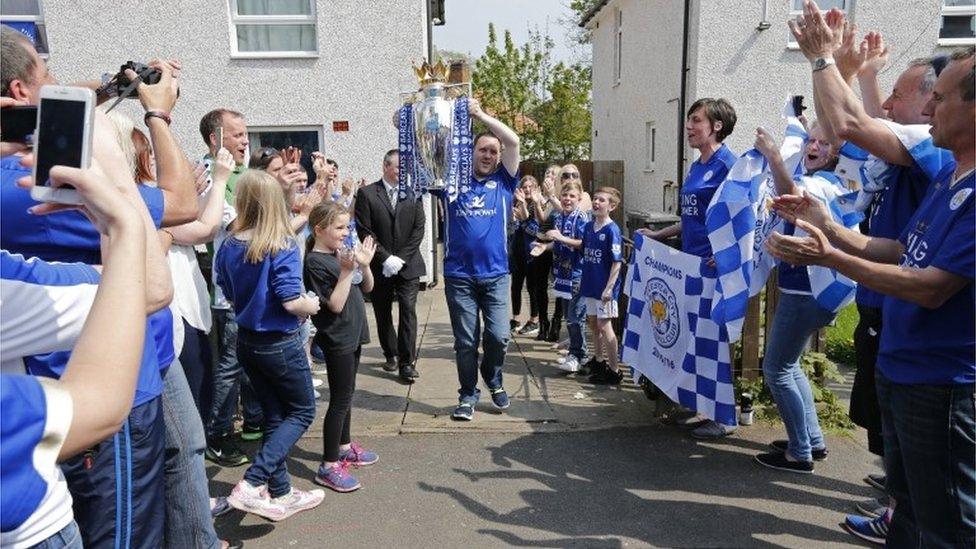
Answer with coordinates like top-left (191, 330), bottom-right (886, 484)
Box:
top-left (644, 121), bottom-right (656, 172)
top-left (787, 0), bottom-right (852, 50)
top-left (0, 0), bottom-right (49, 59)
top-left (939, 1), bottom-right (976, 46)
top-left (228, 0), bottom-right (318, 59)
top-left (612, 7), bottom-right (622, 86)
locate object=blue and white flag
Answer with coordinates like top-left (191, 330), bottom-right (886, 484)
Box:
top-left (622, 236), bottom-right (737, 426)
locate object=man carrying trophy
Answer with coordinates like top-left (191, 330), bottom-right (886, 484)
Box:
top-left (397, 61), bottom-right (520, 421)
top-left (442, 98), bottom-right (521, 421)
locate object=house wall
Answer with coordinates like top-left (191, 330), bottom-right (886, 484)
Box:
top-left (41, 0), bottom-right (426, 181)
top-left (693, 0), bottom-right (946, 158)
top-left (590, 0), bottom-right (956, 217)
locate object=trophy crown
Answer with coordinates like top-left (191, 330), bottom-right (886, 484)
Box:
top-left (413, 60), bottom-right (450, 86)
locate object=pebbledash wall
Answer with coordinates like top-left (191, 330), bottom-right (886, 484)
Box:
top-left (584, 0), bottom-right (970, 222)
top-left (35, 0), bottom-right (427, 181)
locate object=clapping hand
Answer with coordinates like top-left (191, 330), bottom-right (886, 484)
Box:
top-left (544, 228), bottom-right (563, 242)
top-left (766, 219), bottom-right (834, 266)
top-left (858, 32), bottom-right (889, 76)
top-left (356, 236), bottom-right (376, 267)
top-left (770, 190), bottom-right (833, 231)
top-left (338, 247), bottom-right (357, 272)
top-left (788, 0), bottom-right (843, 62)
top-left (514, 187), bottom-right (526, 204)
top-left (834, 20), bottom-right (862, 83)
top-left (542, 176), bottom-right (556, 199)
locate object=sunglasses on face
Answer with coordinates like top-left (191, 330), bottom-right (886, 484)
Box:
top-left (258, 147), bottom-right (278, 160)
top-left (561, 172), bottom-right (580, 180)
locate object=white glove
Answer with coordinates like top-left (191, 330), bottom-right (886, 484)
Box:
top-left (383, 255), bottom-right (406, 277)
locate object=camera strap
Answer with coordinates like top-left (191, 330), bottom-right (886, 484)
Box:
top-left (103, 66), bottom-right (157, 113)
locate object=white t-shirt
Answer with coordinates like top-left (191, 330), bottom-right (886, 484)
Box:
top-left (0, 251), bottom-right (87, 547)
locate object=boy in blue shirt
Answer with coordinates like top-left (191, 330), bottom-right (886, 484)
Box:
top-left (540, 180), bottom-right (589, 373)
top-left (579, 187), bottom-right (624, 385)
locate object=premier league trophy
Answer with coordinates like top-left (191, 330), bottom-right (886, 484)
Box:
top-left (397, 60), bottom-right (472, 197)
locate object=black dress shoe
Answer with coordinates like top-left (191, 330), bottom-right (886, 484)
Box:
top-left (382, 359), bottom-right (398, 372)
top-left (399, 364), bottom-right (420, 381)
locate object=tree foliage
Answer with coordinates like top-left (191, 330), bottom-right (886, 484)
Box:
top-left (471, 23), bottom-right (592, 161)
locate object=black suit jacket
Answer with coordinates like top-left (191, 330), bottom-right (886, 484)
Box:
top-left (354, 180), bottom-right (426, 280)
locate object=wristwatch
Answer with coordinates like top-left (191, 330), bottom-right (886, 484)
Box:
top-left (811, 57), bottom-right (836, 72)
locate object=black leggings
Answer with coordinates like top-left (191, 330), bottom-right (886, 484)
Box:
top-left (510, 233), bottom-right (529, 317)
top-left (322, 346), bottom-right (360, 462)
top-left (527, 251), bottom-right (552, 321)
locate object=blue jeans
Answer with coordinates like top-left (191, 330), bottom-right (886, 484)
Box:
top-left (445, 275), bottom-right (510, 404)
top-left (208, 308), bottom-right (262, 438)
top-left (238, 329), bottom-right (316, 498)
top-left (162, 362), bottom-right (219, 549)
top-left (33, 520), bottom-right (83, 549)
top-left (565, 290), bottom-right (587, 361)
top-left (762, 293), bottom-right (833, 462)
top-left (877, 373), bottom-right (976, 547)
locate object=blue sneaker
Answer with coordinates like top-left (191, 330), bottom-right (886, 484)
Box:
top-left (339, 442), bottom-right (378, 466)
top-left (451, 402), bottom-right (474, 421)
top-left (844, 511), bottom-right (889, 545)
top-left (314, 462), bottom-right (361, 493)
top-left (489, 387), bottom-right (510, 409)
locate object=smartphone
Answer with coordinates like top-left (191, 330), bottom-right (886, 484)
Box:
top-left (791, 95), bottom-right (807, 117)
top-left (0, 105), bottom-right (38, 144)
top-left (31, 85), bottom-right (95, 204)
top-left (214, 126), bottom-right (224, 151)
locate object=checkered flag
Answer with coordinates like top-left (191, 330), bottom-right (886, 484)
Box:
top-left (622, 236), bottom-right (737, 427)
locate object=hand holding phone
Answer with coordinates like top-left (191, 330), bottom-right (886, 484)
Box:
top-left (31, 85), bottom-right (96, 205)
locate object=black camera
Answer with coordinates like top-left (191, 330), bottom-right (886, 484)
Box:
top-left (115, 61), bottom-right (161, 90)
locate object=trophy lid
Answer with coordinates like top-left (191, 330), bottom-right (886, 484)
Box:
top-left (413, 60), bottom-right (450, 87)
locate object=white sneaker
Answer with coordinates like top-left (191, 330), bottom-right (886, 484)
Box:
top-left (314, 389), bottom-right (322, 399)
top-left (557, 355), bottom-right (581, 373)
top-left (227, 480), bottom-right (286, 521)
top-left (312, 378), bottom-right (324, 388)
top-left (691, 420), bottom-right (737, 439)
top-left (271, 487), bottom-right (325, 520)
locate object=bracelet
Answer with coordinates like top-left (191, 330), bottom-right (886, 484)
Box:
top-left (144, 110), bottom-right (172, 126)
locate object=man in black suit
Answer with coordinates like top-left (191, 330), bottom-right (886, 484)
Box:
top-left (355, 149), bottom-right (426, 382)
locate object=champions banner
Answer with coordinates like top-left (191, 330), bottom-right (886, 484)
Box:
top-left (622, 236), bottom-right (737, 426)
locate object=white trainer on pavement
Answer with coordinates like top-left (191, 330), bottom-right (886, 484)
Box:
top-left (227, 480), bottom-right (286, 521)
top-left (271, 487), bottom-right (325, 520)
top-left (556, 355), bottom-right (580, 373)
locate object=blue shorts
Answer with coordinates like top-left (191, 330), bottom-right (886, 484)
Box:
top-left (60, 396), bottom-right (165, 549)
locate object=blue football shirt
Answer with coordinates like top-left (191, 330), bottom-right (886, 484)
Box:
top-left (443, 165), bottom-right (519, 279)
top-left (580, 219), bottom-right (623, 300)
top-left (681, 144), bottom-right (737, 258)
top-left (214, 237), bottom-right (304, 332)
top-left (552, 208), bottom-right (589, 297)
top-left (878, 170), bottom-right (975, 385)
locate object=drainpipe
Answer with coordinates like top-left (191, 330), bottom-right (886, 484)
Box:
top-left (677, 0), bottom-right (691, 188)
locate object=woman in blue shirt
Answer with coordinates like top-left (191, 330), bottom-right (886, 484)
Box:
top-left (639, 98), bottom-right (739, 439)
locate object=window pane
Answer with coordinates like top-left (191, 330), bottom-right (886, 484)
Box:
top-left (944, 0), bottom-right (975, 7)
top-left (2, 21), bottom-right (47, 53)
top-left (0, 0), bottom-right (40, 16)
top-left (236, 24), bottom-right (316, 52)
top-left (236, 0), bottom-right (311, 16)
top-left (792, 0), bottom-right (845, 9)
top-left (248, 130), bottom-right (321, 182)
top-left (940, 15), bottom-right (975, 39)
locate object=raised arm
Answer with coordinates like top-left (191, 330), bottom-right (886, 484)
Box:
top-left (792, 3), bottom-right (913, 166)
top-left (127, 59), bottom-right (197, 226)
top-left (856, 32), bottom-right (890, 118)
top-left (754, 127), bottom-right (798, 196)
top-left (166, 150), bottom-right (233, 245)
top-left (469, 98), bottom-right (520, 175)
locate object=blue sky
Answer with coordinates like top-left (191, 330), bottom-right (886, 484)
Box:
top-left (432, 0), bottom-right (585, 65)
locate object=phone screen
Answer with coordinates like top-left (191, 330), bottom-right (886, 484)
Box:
top-left (35, 98), bottom-right (86, 186)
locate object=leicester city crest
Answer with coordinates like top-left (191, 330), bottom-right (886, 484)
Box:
top-left (644, 277), bottom-right (680, 348)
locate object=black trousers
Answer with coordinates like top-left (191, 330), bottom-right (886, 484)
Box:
top-left (527, 251), bottom-right (552, 323)
top-left (322, 347), bottom-right (360, 462)
top-left (851, 304), bottom-right (884, 456)
top-left (371, 274), bottom-right (420, 366)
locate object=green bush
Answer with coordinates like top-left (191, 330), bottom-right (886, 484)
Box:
top-left (824, 304), bottom-right (858, 365)
top-left (735, 351), bottom-right (854, 432)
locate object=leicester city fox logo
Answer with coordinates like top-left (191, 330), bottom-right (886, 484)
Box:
top-left (645, 277), bottom-right (680, 348)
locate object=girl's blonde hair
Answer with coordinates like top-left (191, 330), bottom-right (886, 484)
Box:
top-left (305, 202), bottom-right (349, 255)
top-left (233, 169), bottom-right (296, 263)
top-left (520, 175), bottom-right (538, 188)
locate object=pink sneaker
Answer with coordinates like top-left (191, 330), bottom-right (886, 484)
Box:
top-left (227, 480), bottom-right (286, 521)
top-left (315, 461), bottom-right (362, 492)
top-left (339, 442), bottom-right (379, 466)
top-left (271, 487), bottom-right (325, 520)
